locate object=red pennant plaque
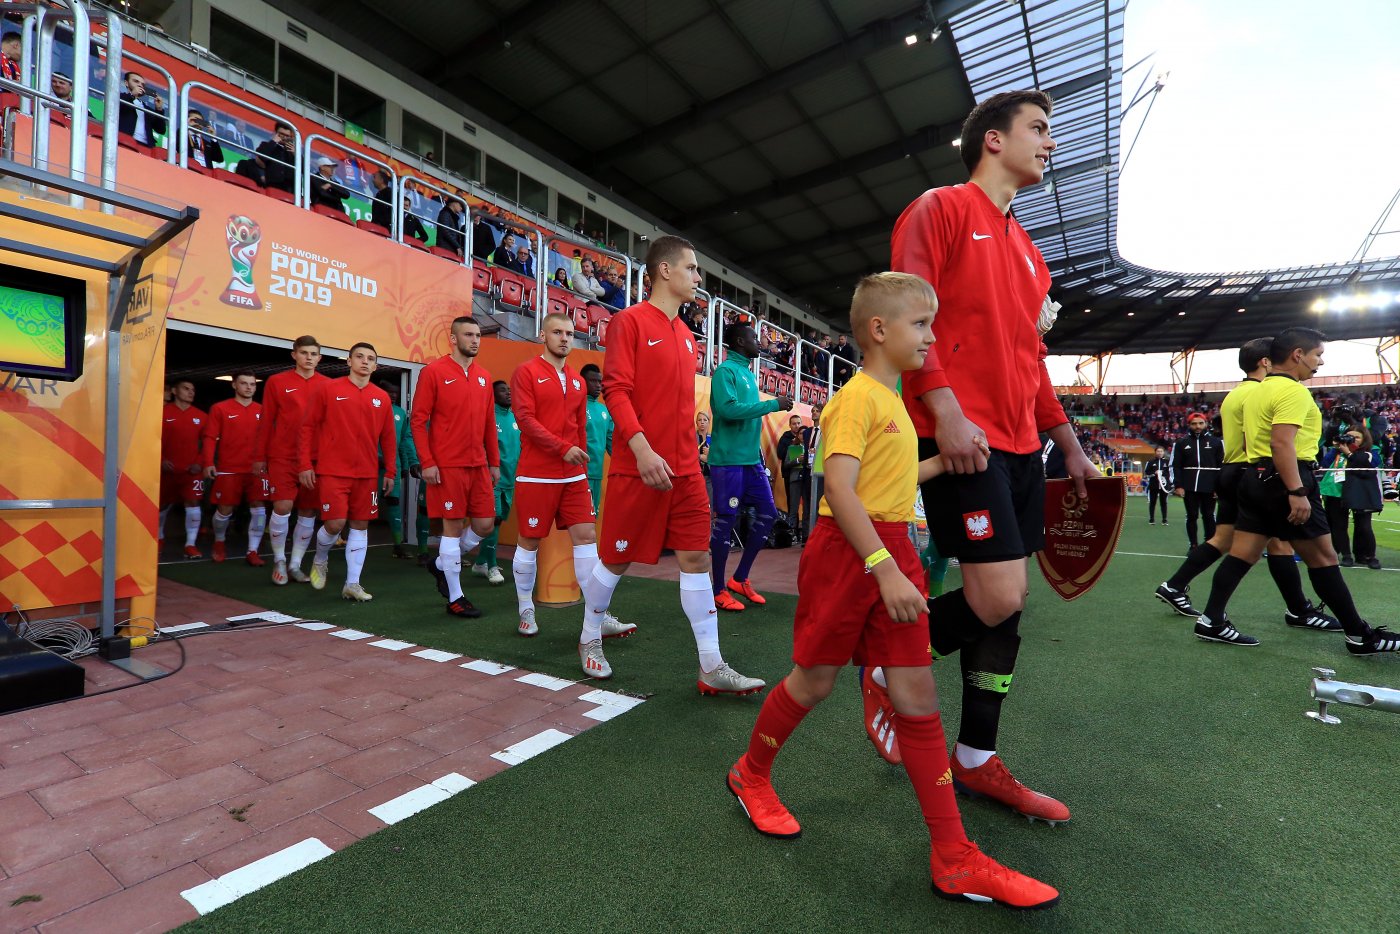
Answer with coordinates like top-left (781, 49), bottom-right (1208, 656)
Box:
top-left (1037, 477), bottom-right (1126, 601)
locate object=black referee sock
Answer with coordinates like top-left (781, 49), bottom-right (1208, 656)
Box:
top-left (957, 613), bottom-right (1021, 753)
top-left (1306, 565), bottom-right (1370, 639)
top-left (927, 589), bottom-right (986, 659)
top-left (1203, 555), bottom-right (1253, 623)
top-left (1265, 553), bottom-right (1309, 616)
top-left (1167, 543), bottom-right (1222, 591)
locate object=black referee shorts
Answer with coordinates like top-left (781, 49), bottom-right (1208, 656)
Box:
top-left (1215, 462), bottom-right (1245, 526)
top-left (918, 437), bottom-right (1045, 563)
top-left (1235, 462), bottom-right (1330, 542)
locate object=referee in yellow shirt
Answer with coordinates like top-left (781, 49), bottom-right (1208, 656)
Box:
top-left (1193, 327), bottom-right (1400, 655)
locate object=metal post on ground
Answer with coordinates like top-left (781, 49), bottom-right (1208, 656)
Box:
top-left (1307, 667), bottom-right (1400, 725)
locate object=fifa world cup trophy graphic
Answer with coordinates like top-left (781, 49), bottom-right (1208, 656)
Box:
top-left (219, 215), bottom-right (263, 308)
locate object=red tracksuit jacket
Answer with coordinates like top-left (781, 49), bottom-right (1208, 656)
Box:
top-left (410, 355), bottom-right (499, 470)
top-left (253, 370), bottom-right (330, 463)
top-left (200, 399), bottom-right (263, 472)
top-left (602, 301), bottom-right (702, 477)
top-left (297, 377), bottom-right (396, 479)
top-left (510, 355), bottom-right (589, 481)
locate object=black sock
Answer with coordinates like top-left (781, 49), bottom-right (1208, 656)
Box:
top-left (957, 613), bottom-right (1021, 752)
top-left (928, 589), bottom-right (986, 659)
top-left (1307, 565), bottom-right (1369, 639)
top-left (1167, 543), bottom-right (1222, 590)
top-left (1265, 553), bottom-right (1309, 615)
top-left (1203, 555), bottom-right (1253, 622)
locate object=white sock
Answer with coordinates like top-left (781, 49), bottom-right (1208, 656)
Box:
top-left (572, 543), bottom-right (599, 593)
top-left (211, 510), bottom-right (231, 542)
top-left (158, 505), bottom-right (171, 539)
top-left (314, 525), bottom-right (336, 565)
top-left (955, 744), bottom-right (995, 770)
top-left (460, 527), bottom-right (483, 555)
top-left (290, 516), bottom-right (315, 568)
top-left (581, 564), bottom-right (620, 643)
top-left (247, 508), bottom-right (267, 551)
top-left (345, 528), bottom-right (367, 585)
top-left (513, 547), bottom-right (538, 614)
top-left (183, 506), bottom-right (201, 546)
top-left (268, 511), bottom-right (289, 558)
top-left (439, 536), bottom-right (463, 601)
top-left (680, 571), bottom-right (722, 672)
top-left (872, 667), bottom-right (887, 688)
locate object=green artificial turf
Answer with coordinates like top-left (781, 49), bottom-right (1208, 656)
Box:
top-left (165, 521), bottom-right (1400, 934)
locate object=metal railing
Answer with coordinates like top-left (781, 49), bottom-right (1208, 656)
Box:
top-left (179, 80), bottom-right (302, 206)
top-left (303, 132), bottom-right (394, 219)
top-left (117, 45), bottom-right (176, 165)
top-left (399, 175), bottom-right (473, 264)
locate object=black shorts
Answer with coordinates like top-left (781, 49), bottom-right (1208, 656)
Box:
top-left (1235, 463), bottom-right (1330, 542)
top-left (1215, 463), bottom-right (1245, 526)
top-left (918, 438), bottom-right (1045, 563)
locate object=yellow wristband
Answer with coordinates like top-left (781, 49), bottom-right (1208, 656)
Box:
top-left (863, 547), bottom-right (892, 573)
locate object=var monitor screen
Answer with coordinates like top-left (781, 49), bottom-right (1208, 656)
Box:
top-left (0, 266), bottom-right (88, 382)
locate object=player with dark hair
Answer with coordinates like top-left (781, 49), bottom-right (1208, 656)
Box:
top-left (1193, 327), bottom-right (1399, 654)
top-left (579, 363), bottom-right (612, 510)
top-left (253, 335), bottom-right (330, 585)
top-left (583, 235), bottom-right (764, 695)
top-left (708, 323), bottom-right (792, 611)
top-left (411, 316), bottom-right (498, 619)
top-left (160, 378), bottom-right (207, 558)
top-left (297, 342), bottom-right (396, 601)
top-left (202, 371), bottom-right (268, 565)
top-left (1154, 338), bottom-right (1337, 632)
top-left (877, 88), bottom-right (1095, 822)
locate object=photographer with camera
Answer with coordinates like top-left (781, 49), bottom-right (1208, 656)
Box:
top-left (118, 72), bottom-right (166, 147)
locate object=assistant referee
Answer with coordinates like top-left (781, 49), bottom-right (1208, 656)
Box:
top-left (1193, 327), bottom-right (1399, 655)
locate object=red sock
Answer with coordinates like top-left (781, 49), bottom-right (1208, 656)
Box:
top-left (894, 711), bottom-right (970, 860)
top-left (743, 678), bottom-right (811, 777)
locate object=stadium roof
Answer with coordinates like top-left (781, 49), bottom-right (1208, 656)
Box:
top-left (270, 0), bottom-right (1400, 351)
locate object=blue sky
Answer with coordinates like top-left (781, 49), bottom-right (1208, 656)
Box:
top-left (1047, 0), bottom-right (1400, 386)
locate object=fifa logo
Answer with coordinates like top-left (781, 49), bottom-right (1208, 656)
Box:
top-left (220, 215), bottom-right (263, 309)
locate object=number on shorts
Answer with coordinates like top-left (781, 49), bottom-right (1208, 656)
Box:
top-left (192, 479), bottom-right (204, 494)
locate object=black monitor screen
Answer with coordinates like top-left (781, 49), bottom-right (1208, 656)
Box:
top-left (0, 266), bottom-right (87, 381)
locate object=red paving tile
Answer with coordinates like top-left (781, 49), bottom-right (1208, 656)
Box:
top-left (169, 707), bottom-right (280, 744)
top-left (0, 754), bottom-right (85, 796)
top-left (470, 692), bottom-right (565, 728)
top-left (146, 732), bottom-right (270, 779)
top-left (325, 738), bottom-right (442, 788)
top-left (31, 761), bottom-right (173, 817)
top-left (127, 764), bottom-right (268, 823)
top-left (407, 741), bottom-right (513, 785)
top-left (0, 852), bottom-right (121, 930)
top-left (398, 691), bottom-right (493, 724)
top-left (324, 711), bottom-right (427, 749)
top-left (65, 728), bottom-right (190, 772)
top-left (0, 793), bottom-right (53, 832)
top-left (18, 699), bottom-right (136, 735)
top-left (323, 690), bottom-right (416, 721)
top-left (226, 768), bottom-right (362, 832)
top-left (37, 864), bottom-right (209, 934)
top-left (92, 806), bottom-right (258, 887)
top-left (194, 813), bottom-right (356, 879)
top-left (317, 773), bottom-right (427, 838)
top-left (245, 709), bottom-right (353, 747)
top-left (0, 725), bottom-right (110, 768)
top-left (403, 713), bottom-right (511, 755)
top-left (235, 734), bottom-right (358, 783)
top-left (0, 799), bottom-right (153, 877)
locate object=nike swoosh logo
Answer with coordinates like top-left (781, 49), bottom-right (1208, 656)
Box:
top-left (537, 378), bottom-right (551, 383)
top-left (971, 232), bottom-right (991, 240)
top-left (284, 387), bottom-right (297, 392)
top-left (648, 339), bottom-right (663, 346)
top-left (335, 396), bottom-right (349, 401)
top-left (227, 415), bottom-right (238, 419)
top-left (165, 418), bottom-right (175, 422)
top-left (444, 379), bottom-right (456, 384)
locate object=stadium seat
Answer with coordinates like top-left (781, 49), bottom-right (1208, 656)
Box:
top-left (404, 236), bottom-right (430, 252)
top-left (264, 186), bottom-right (296, 204)
top-left (776, 374), bottom-right (794, 398)
top-left (594, 316), bottom-right (610, 347)
top-left (186, 163), bottom-right (213, 176)
top-left (152, 147), bottom-right (167, 162)
top-left (587, 303), bottom-right (611, 327)
top-left (762, 370), bottom-right (778, 393)
top-left (799, 382), bottom-right (813, 403)
top-left (472, 266), bottom-right (492, 294)
top-left (355, 220), bottom-right (390, 238)
top-left (429, 245), bottom-right (461, 262)
top-left (312, 204), bottom-right (352, 224)
top-left (212, 168), bottom-right (262, 192)
top-left (571, 305), bottom-right (590, 333)
top-left (116, 132), bottom-right (149, 155)
top-left (500, 278), bottom-right (527, 308)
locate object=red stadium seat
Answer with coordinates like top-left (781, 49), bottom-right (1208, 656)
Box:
top-left (762, 370), bottom-right (778, 393)
top-left (500, 278), bottom-right (527, 308)
top-left (404, 235), bottom-right (430, 251)
top-left (594, 316), bottom-right (611, 347)
top-left (430, 245), bottom-right (461, 262)
top-left (213, 168), bottom-right (262, 192)
top-left (186, 163), bottom-right (213, 176)
top-left (776, 374), bottom-right (794, 398)
top-left (116, 132), bottom-right (149, 155)
top-left (264, 186), bottom-right (296, 204)
top-left (312, 204), bottom-right (352, 224)
top-left (587, 303), bottom-right (611, 327)
top-left (151, 147), bottom-right (167, 162)
top-left (472, 265), bottom-right (492, 294)
top-left (355, 220), bottom-right (390, 238)
top-left (799, 382), bottom-right (813, 403)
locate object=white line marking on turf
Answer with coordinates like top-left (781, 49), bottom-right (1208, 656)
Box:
top-left (515, 672), bottom-right (575, 691)
top-left (582, 704), bottom-right (631, 722)
top-left (367, 772), bottom-right (474, 825)
top-left (491, 729), bottom-right (573, 765)
top-left (368, 639), bottom-right (415, 651)
top-left (412, 649), bottom-right (462, 662)
top-left (1117, 549), bottom-right (1400, 571)
top-left (461, 659), bottom-right (515, 675)
top-left (328, 629), bottom-right (374, 640)
top-left (577, 689), bottom-right (645, 711)
top-left (157, 622), bottom-right (209, 634)
top-left (295, 621), bottom-right (337, 630)
top-left (181, 837), bottom-right (334, 915)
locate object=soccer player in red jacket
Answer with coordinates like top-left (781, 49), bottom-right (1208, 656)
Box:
top-left (510, 313), bottom-right (637, 677)
top-left (200, 371), bottom-right (268, 565)
top-left (160, 378), bottom-right (207, 558)
top-left (870, 90), bottom-right (1096, 824)
top-left (411, 317), bottom-right (499, 618)
top-left (252, 335), bottom-right (331, 585)
top-left (297, 342), bottom-right (396, 601)
top-left (583, 235), bottom-right (763, 696)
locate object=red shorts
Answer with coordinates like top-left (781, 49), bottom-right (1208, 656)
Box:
top-left (598, 471), bottom-right (709, 565)
top-left (791, 517), bottom-right (930, 669)
top-left (266, 458), bottom-right (321, 512)
top-left (514, 478), bottom-right (595, 538)
top-left (210, 472), bottom-right (269, 506)
top-left (425, 465), bottom-right (494, 520)
top-left (160, 471), bottom-right (205, 506)
top-left (317, 475), bottom-right (380, 522)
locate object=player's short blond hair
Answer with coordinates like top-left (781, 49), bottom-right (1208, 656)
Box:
top-left (542, 312), bottom-right (573, 332)
top-left (848, 272), bottom-right (937, 351)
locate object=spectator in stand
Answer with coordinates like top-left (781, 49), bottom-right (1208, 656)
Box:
top-left (491, 232), bottom-right (522, 269)
top-left (436, 197), bottom-right (467, 255)
top-left (831, 332), bottom-right (857, 386)
top-left (514, 245), bottom-right (535, 278)
top-left (222, 118), bottom-right (253, 155)
top-left (598, 268), bottom-right (626, 309)
top-left (118, 72), bottom-right (167, 146)
top-left (573, 219), bottom-right (586, 236)
top-left (1, 32), bottom-right (21, 83)
top-left (237, 120), bottom-right (296, 192)
top-left (571, 258), bottom-right (606, 301)
top-left (185, 109), bottom-right (224, 169)
top-left (775, 413), bottom-right (808, 538)
top-left (686, 304), bottom-right (707, 337)
top-left (552, 267), bottom-right (571, 289)
top-left (370, 170), bottom-right (426, 241)
top-left (472, 213), bottom-right (501, 261)
top-left (50, 72), bottom-right (73, 102)
top-left (308, 157), bottom-right (350, 213)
